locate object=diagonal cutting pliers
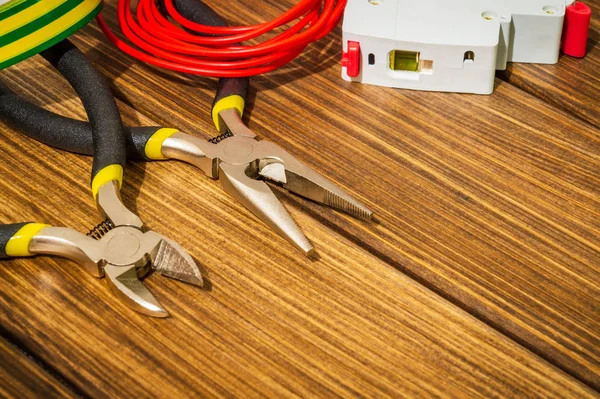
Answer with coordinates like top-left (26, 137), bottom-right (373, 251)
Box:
top-left (0, 39), bottom-right (203, 317)
top-left (1, 0), bottom-right (373, 256)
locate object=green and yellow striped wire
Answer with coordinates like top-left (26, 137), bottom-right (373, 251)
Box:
top-left (0, 0), bottom-right (102, 70)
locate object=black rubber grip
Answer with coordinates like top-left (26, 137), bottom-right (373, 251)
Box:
top-left (0, 81), bottom-right (158, 161)
top-left (39, 39), bottom-right (126, 181)
top-left (161, 0), bottom-right (249, 109)
top-left (0, 223), bottom-right (29, 259)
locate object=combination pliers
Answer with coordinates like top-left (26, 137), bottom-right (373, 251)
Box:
top-left (1, 0), bottom-right (373, 256)
top-left (0, 40), bottom-right (203, 318)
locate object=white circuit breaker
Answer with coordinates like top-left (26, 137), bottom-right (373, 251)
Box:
top-left (341, 0), bottom-right (576, 94)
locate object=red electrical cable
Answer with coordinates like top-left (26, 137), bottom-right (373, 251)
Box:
top-left (96, 0), bottom-right (346, 77)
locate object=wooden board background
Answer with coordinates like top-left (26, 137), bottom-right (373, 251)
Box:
top-left (0, 335), bottom-right (78, 398)
top-left (0, 0), bottom-right (598, 397)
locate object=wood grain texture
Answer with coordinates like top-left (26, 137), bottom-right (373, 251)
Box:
top-left (0, 336), bottom-right (76, 398)
top-left (51, 0), bottom-right (600, 390)
top-left (0, 53), bottom-right (597, 399)
top-left (498, 0), bottom-right (600, 128)
top-left (0, 0), bottom-right (599, 396)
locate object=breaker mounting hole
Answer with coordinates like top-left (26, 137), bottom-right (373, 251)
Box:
top-left (543, 5), bottom-right (558, 14)
top-left (481, 11), bottom-right (497, 20)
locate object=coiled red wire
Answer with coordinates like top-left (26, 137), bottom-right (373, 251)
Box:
top-left (96, 0), bottom-right (346, 77)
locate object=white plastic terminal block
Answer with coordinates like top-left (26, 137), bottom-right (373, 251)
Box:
top-left (341, 0), bottom-right (575, 94)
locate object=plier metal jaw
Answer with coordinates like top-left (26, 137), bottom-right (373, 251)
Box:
top-left (161, 109), bottom-right (373, 255)
top-left (23, 182), bottom-right (201, 317)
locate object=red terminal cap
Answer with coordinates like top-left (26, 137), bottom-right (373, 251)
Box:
top-left (342, 41), bottom-right (361, 78)
top-left (562, 1), bottom-right (592, 58)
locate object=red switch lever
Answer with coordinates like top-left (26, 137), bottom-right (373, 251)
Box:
top-left (342, 41), bottom-right (361, 78)
top-left (562, 1), bottom-right (592, 58)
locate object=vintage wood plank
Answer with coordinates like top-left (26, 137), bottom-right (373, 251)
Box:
top-left (0, 336), bottom-right (77, 398)
top-left (0, 56), bottom-right (597, 398)
top-left (497, 0), bottom-right (600, 128)
top-left (61, 1), bottom-right (600, 389)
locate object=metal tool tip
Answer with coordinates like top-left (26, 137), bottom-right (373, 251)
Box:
top-left (164, 270), bottom-right (204, 288)
top-left (104, 264), bottom-right (170, 318)
top-left (188, 273), bottom-right (204, 287)
top-left (150, 307), bottom-right (170, 318)
top-left (324, 190), bottom-right (373, 220)
top-left (285, 225), bottom-right (314, 257)
top-left (294, 232), bottom-right (315, 256)
top-left (154, 239), bottom-right (204, 288)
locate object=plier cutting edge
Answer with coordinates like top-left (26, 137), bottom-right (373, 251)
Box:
top-left (0, 40), bottom-right (203, 318)
top-left (1, 0), bottom-right (373, 256)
